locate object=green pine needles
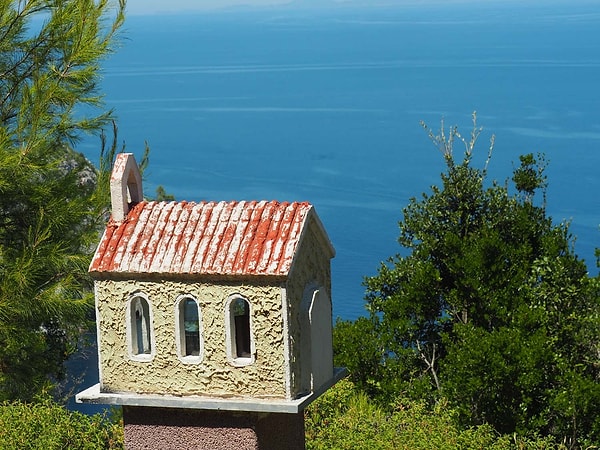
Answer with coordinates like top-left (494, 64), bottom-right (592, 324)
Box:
top-left (0, 0), bottom-right (125, 401)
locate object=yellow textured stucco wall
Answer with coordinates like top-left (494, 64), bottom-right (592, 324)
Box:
top-left (95, 278), bottom-right (288, 399)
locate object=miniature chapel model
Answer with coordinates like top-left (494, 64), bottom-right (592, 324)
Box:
top-left (78, 153), bottom-right (343, 449)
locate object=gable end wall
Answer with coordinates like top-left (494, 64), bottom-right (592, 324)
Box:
top-left (285, 216), bottom-right (333, 398)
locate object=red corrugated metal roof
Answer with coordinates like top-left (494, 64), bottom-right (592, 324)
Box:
top-left (89, 200), bottom-right (329, 277)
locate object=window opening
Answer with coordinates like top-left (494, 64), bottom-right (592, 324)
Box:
top-left (131, 296), bottom-right (152, 355)
top-left (225, 294), bottom-right (254, 366)
top-left (232, 298), bottom-right (251, 358)
top-left (182, 298), bottom-right (200, 356)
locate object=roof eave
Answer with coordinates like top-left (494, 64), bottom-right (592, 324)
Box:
top-left (89, 270), bottom-right (290, 283)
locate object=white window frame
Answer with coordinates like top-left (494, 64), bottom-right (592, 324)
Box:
top-left (126, 292), bottom-right (155, 362)
top-left (225, 294), bottom-right (255, 367)
top-left (174, 295), bottom-right (203, 364)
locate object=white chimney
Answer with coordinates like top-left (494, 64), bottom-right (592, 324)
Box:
top-left (110, 153), bottom-right (143, 223)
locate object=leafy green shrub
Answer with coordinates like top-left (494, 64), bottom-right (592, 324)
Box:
top-left (0, 399), bottom-right (123, 449)
top-left (334, 116), bottom-right (600, 446)
top-left (305, 379), bottom-right (567, 450)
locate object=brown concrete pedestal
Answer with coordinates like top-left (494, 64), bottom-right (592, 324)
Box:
top-left (123, 406), bottom-right (306, 450)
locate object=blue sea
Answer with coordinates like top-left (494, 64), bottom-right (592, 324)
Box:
top-left (87, 1), bottom-right (600, 319)
top-left (71, 0), bottom-right (600, 412)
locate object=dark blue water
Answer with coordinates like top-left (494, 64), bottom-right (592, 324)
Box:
top-left (72, 1), bottom-right (600, 412)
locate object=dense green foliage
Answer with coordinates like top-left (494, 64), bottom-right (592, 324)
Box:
top-left (0, 0), bottom-right (125, 400)
top-left (334, 115), bottom-right (600, 448)
top-left (0, 398), bottom-right (122, 449)
top-left (0, 381), bottom-right (569, 450)
top-left (306, 379), bottom-right (566, 450)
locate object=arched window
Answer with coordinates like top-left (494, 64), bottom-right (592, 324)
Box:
top-left (225, 295), bottom-right (254, 366)
top-left (175, 296), bottom-right (203, 363)
top-left (127, 294), bottom-right (154, 361)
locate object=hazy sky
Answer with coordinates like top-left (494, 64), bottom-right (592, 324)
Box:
top-left (123, 0), bottom-right (451, 15)
top-left (124, 0), bottom-right (566, 15)
top-left (125, 0), bottom-right (295, 15)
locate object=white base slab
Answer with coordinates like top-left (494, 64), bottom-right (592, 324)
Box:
top-left (76, 367), bottom-right (347, 414)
